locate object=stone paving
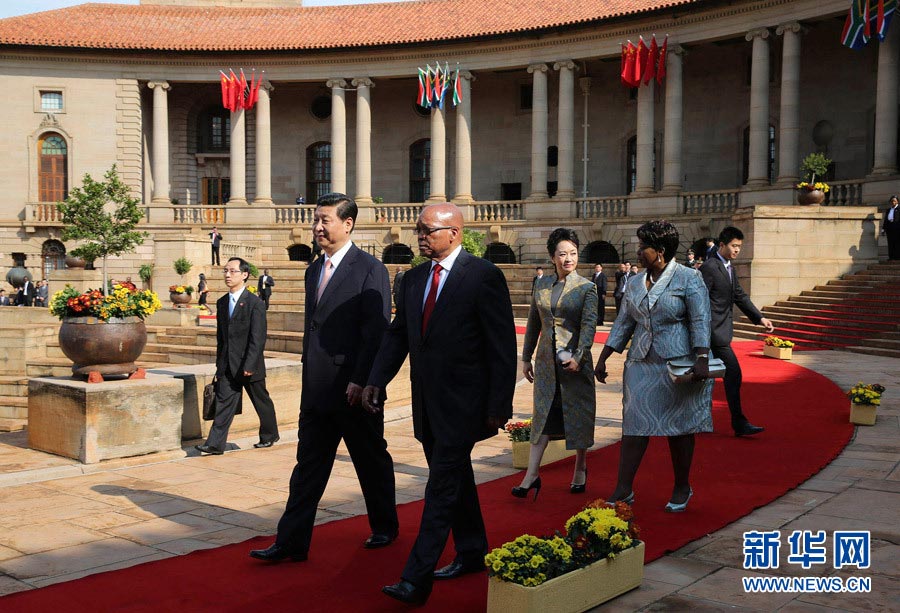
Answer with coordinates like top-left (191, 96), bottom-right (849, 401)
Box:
top-left (0, 345), bottom-right (896, 611)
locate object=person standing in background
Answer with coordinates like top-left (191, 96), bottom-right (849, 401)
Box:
top-left (209, 227), bottom-right (223, 266)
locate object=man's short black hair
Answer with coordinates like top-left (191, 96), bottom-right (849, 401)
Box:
top-left (227, 257), bottom-right (251, 280)
top-left (317, 192), bottom-right (358, 229)
top-left (718, 226), bottom-right (745, 246)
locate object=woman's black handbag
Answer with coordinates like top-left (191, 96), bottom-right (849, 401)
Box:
top-left (666, 357), bottom-right (726, 382)
top-left (202, 378), bottom-right (217, 420)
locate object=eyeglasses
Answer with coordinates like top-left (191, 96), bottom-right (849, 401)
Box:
top-left (223, 268), bottom-right (243, 275)
top-left (414, 225), bottom-right (457, 236)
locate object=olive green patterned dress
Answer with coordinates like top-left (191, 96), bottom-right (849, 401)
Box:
top-left (522, 272), bottom-right (599, 450)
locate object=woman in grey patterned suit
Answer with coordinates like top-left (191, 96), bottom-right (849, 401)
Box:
top-left (594, 221), bottom-right (713, 513)
top-left (516, 228), bottom-right (598, 499)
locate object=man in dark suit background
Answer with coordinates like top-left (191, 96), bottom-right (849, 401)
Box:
top-left (613, 262), bottom-right (630, 313)
top-left (196, 257), bottom-right (279, 454)
top-left (0, 290), bottom-right (9, 306)
top-left (18, 276), bottom-right (35, 307)
top-left (882, 195), bottom-right (900, 260)
top-left (257, 268), bottom-right (275, 310)
top-left (700, 226), bottom-right (774, 437)
top-left (704, 237), bottom-right (717, 261)
top-left (592, 263), bottom-right (608, 325)
top-left (209, 226), bottom-right (223, 266)
top-left (250, 193), bottom-right (398, 563)
top-left (363, 203), bottom-right (517, 605)
top-left (530, 266), bottom-right (544, 294)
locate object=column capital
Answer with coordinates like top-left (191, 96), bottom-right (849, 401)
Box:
top-left (578, 76), bottom-right (592, 94)
top-left (326, 78), bottom-right (347, 89)
top-left (261, 80), bottom-right (275, 93)
top-left (776, 22), bottom-right (805, 36)
top-left (351, 77), bottom-right (375, 88)
top-left (745, 28), bottom-right (771, 42)
top-left (553, 59), bottom-right (576, 71)
top-left (670, 43), bottom-right (687, 56)
top-left (147, 81), bottom-right (170, 91)
top-left (527, 63), bottom-right (549, 74)
top-left (458, 69), bottom-right (475, 82)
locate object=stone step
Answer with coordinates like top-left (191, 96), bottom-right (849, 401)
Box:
top-left (732, 323), bottom-right (866, 347)
top-left (747, 313), bottom-right (900, 334)
top-left (839, 345), bottom-right (900, 359)
top-left (780, 298), bottom-right (900, 315)
top-left (25, 358), bottom-right (168, 378)
top-left (0, 376), bottom-right (29, 397)
top-left (0, 395), bottom-right (28, 419)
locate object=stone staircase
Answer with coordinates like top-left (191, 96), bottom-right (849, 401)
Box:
top-left (733, 260), bottom-right (900, 358)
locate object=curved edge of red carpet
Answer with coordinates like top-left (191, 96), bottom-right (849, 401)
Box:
top-left (1, 340), bottom-right (853, 612)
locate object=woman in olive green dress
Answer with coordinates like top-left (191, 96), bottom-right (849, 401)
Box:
top-left (515, 228), bottom-right (598, 499)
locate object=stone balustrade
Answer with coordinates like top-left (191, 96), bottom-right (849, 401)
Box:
top-left (472, 200), bottom-right (526, 222)
top-left (576, 197), bottom-right (629, 218)
top-left (680, 190), bottom-right (740, 214)
top-left (824, 180), bottom-right (864, 206)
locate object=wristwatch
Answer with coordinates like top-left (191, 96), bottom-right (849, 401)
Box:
top-left (696, 353), bottom-right (709, 359)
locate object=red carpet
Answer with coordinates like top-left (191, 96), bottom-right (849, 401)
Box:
top-left (2, 341), bottom-right (852, 612)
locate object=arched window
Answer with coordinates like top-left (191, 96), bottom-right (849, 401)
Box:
top-left (484, 242), bottom-right (516, 264)
top-left (625, 136), bottom-right (656, 194)
top-left (38, 132), bottom-right (67, 202)
top-left (42, 239), bottom-right (66, 278)
top-left (306, 142), bottom-right (332, 203)
top-left (383, 243), bottom-right (414, 264)
top-left (582, 241), bottom-right (620, 264)
top-left (197, 106), bottom-right (230, 153)
top-left (409, 139), bottom-right (431, 202)
top-left (742, 125), bottom-right (776, 185)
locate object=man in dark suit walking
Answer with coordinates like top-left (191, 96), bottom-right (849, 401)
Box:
top-left (209, 227), bottom-right (223, 266)
top-left (700, 226), bottom-right (774, 437)
top-left (362, 203), bottom-right (517, 606)
top-left (882, 195), bottom-right (900, 260)
top-left (195, 257), bottom-right (279, 455)
top-left (250, 193), bottom-right (398, 563)
top-left (592, 263), bottom-right (608, 325)
top-left (257, 269), bottom-right (275, 310)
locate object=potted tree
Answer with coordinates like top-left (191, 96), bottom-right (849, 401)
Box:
top-left (56, 165), bottom-right (147, 294)
top-left (796, 153), bottom-right (831, 205)
top-left (138, 263), bottom-right (154, 291)
top-left (170, 257), bottom-right (194, 307)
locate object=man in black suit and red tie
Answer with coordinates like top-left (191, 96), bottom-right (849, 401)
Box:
top-left (882, 195), bottom-right (900, 260)
top-left (700, 226), bottom-right (774, 438)
top-left (196, 257), bottom-right (279, 454)
top-left (250, 192), bottom-right (399, 564)
top-left (363, 203), bottom-right (517, 606)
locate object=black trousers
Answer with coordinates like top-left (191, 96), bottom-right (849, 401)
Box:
top-left (887, 229), bottom-right (900, 260)
top-left (711, 344), bottom-right (748, 427)
top-left (402, 429), bottom-right (488, 587)
top-left (260, 291), bottom-right (270, 310)
top-left (614, 295), bottom-right (624, 313)
top-left (276, 404), bottom-right (398, 555)
top-left (211, 244), bottom-right (221, 266)
top-left (205, 373), bottom-right (278, 451)
top-left (597, 296), bottom-right (606, 325)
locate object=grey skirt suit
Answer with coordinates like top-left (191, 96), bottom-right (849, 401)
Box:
top-left (522, 273), bottom-right (599, 449)
top-left (606, 261), bottom-right (713, 436)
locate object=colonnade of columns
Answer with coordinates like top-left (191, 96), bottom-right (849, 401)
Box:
top-left (145, 23), bottom-right (900, 207)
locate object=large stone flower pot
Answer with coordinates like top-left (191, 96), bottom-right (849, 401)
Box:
top-left (58, 316), bottom-right (147, 376)
top-left (797, 189), bottom-right (825, 205)
top-left (170, 292), bottom-right (192, 307)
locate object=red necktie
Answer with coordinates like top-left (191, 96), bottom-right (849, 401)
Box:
top-left (421, 264), bottom-right (443, 334)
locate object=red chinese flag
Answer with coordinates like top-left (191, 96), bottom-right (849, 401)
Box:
top-left (656, 36), bottom-right (668, 85)
top-left (643, 35), bottom-right (659, 84)
top-left (621, 42), bottom-right (637, 87)
top-left (238, 69), bottom-right (248, 109)
top-left (633, 37), bottom-right (647, 86)
top-left (219, 71), bottom-right (230, 109)
top-left (228, 69), bottom-right (239, 112)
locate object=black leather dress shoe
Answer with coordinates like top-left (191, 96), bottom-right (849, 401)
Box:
top-left (195, 444), bottom-right (224, 455)
top-left (433, 559), bottom-right (485, 580)
top-left (249, 543), bottom-right (307, 562)
top-left (734, 423), bottom-right (765, 437)
top-left (363, 531), bottom-right (398, 549)
top-left (253, 437), bottom-right (280, 449)
top-left (382, 580), bottom-right (431, 605)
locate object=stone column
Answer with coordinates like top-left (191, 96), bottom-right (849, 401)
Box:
top-left (427, 106), bottom-right (446, 202)
top-left (453, 70), bottom-right (475, 204)
top-left (528, 63), bottom-right (549, 199)
top-left (745, 28), bottom-right (771, 186)
top-left (327, 79), bottom-right (347, 193)
top-left (776, 23), bottom-right (803, 185)
top-left (554, 60), bottom-right (576, 198)
top-left (352, 77), bottom-right (374, 204)
top-left (148, 81), bottom-right (171, 204)
top-left (228, 106), bottom-right (248, 205)
top-left (634, 80), bottom-right (655, 194)
top-left (873, 23), bottom-right (900, 175)
top-left (662, 45), bottom-right (685, 192)
top-left (253, 81), bottom-right (274, 205)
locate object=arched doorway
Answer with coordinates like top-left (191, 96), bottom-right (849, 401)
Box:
top-left (42, 239), bottom-right (66, 279)
top-left (38, 132), bottom-right (68, 202)
top-left (287, 244), bottom-right (312, 262)
top-left (382, 243), bottom-right (414, 264)
top-left (484, 242), bottom-right (516, 264)
top-left (582, 241), bottom-right (620, 264)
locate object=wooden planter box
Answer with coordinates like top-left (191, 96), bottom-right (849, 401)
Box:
top-left (849, 402), bottom-right (877, 426)
top-left (763, 345), bottom-right (793, 360)
top-left (487, 541), bottom-right (645, 613)
top-left (512, 439), bottom-right (575, 469)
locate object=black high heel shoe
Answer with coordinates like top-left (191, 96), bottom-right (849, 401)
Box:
top-left (570, 468), bottom-right (588, 494)
top-left (511, 476), bottom-right (542, 501)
